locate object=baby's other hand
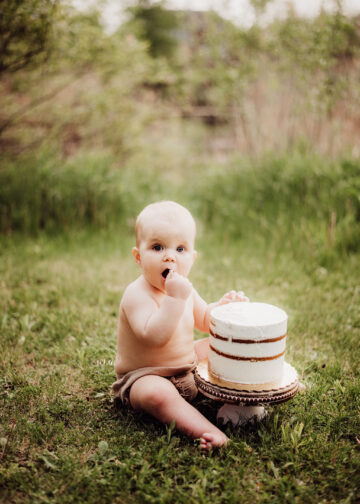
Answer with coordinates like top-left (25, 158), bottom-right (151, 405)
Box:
top-left (165, 271), bottom-right (192, 300)
top-left (218, 290), bottom-right (249, 306)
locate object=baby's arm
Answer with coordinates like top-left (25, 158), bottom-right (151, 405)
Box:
top-left (193, 289), bottom-right (249, 333)
top-left (123, 272), bottom-right (192, 347)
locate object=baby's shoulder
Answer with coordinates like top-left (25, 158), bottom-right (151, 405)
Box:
top-left (122, 277), bottom-right (143, 300)
top-left (121, 277), bottom-right (155, 309)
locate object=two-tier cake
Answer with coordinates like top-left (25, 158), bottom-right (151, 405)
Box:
top-left (208, 302), bottom-right (288, 387)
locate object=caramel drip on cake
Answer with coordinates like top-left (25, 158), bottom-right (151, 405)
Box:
top-left (209, 328), bottom-right (286, 344)
top-left (209, 344), bottom-right (285, 362)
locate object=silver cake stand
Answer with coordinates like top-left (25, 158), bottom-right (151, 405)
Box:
top-left (194, 359), bottom-right (299, 406)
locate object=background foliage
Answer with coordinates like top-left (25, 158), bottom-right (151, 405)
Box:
top-left (1, 0), bottom-right (360, 236)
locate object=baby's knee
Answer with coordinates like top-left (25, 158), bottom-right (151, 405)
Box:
top-left (130, 376), bottom-right (175, 412)
top-left (141, 387), bottom-right (167, 411)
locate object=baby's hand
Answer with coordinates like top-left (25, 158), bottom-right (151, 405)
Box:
top-left (165, 271), bottom-right (193, 300)
top-left (218, 290), bottom-right (249, 306)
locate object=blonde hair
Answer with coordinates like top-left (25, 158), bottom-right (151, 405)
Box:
top-left (135, 201), bottom-right (196, 247)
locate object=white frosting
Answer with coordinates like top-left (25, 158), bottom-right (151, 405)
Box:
top-left (209, 353), bottom-right (285, 384)
top-left (209, 302), bottom-right (288, 385)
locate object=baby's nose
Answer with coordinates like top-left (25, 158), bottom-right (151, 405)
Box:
top-left (164, 250), bottom-right (176, 262)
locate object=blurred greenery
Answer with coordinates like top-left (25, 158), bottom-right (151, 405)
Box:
top-left (1, 0), bottom-right (360, 156)
top-left (126, 0), bottom-right (180, 59)
top-left (0, 0), bottom-right (59, 76)
top-left (1, 3), bottom-right (360, 502)
top-left (1, 148), bottom-right (359, 262)
top-left (0, 0), bottom-right (359, 257)
top-left (0, 0), bottom-right (359, 237)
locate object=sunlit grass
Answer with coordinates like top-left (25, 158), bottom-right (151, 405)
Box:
top-left (1, 228), bottom-right (359, 503)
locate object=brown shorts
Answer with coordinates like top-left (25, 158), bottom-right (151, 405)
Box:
top-left (112, 360), bottom-right (198, 406)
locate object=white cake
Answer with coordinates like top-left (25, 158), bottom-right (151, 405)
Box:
top-left (208, 302), bottom-right (288, 386)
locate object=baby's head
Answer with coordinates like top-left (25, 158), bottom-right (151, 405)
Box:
top-left (135, 201), bottom-right (196, 248)
top-left (133, 201), bottom-right (197, 291)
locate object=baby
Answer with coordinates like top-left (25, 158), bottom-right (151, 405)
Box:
top-left (112, 201), bottom-right (248, 450)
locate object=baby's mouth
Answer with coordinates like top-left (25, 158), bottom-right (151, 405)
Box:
top-left (162, 268), bottom-right (170, 279)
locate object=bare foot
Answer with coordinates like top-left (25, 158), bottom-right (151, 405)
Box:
top-left (200, 432), bottom-right (229, 451)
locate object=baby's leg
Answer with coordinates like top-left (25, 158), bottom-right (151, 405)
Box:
top-left (129, 374), bottom-right (228, 450)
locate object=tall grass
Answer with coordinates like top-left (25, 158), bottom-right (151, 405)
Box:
top-left (190, 152), bottom-right (360, 258)
top-left (0, 150), bottom-right (165, 234)
top-left (1, 149), bottom-right (359, 259)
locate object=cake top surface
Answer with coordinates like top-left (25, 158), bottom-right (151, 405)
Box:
top-left (211, 302), bottom-right (287, 327)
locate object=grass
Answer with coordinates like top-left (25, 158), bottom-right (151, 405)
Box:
top-left (0, 227), bottom-right (359, 503)
top-left (1, 150), bottom-right (359, 258)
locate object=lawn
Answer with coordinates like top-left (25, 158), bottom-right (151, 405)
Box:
top-left (1, 228), bottom-right (359, 503)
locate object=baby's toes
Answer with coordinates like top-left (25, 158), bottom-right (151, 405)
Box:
top-left (200, 440), bottom-right (210, 451)
top-left (200, 434), bottom-right (213, 451)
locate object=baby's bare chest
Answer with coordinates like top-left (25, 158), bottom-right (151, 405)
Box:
top-left (178, 301), bottom-right (194, 333)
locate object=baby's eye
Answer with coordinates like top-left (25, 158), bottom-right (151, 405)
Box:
top-left (152, 244), bottom-right (163, 251)
top-left (177, 246), bottom-right (185, 253)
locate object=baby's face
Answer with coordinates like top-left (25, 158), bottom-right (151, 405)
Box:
top-left (133, 211), bottom-right (196, 292)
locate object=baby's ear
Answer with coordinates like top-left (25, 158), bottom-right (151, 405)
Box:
top-left (132, 247), bottom-right (141, 265)
top-left (193, 250), bottom-right (197, 262)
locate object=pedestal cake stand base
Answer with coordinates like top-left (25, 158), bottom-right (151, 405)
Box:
top-left (194, 359), bottom-right (299, 406)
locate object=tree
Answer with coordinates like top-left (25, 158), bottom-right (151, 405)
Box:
top-left (0, 0), bottom-right (59, 77)
top-left (126, 0), bottom-right (179, 59)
